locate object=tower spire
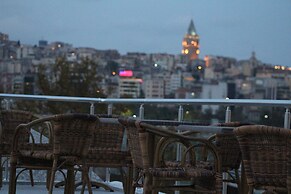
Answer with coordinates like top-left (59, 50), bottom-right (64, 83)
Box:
top-left (187, 19), bottom-right (197, 36)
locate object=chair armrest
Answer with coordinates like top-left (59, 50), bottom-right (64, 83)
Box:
top-left (139, 122), bottom-right (221, 173)
top-left (11, 116), bottom-right (54, 154)
top-left (154, 136), bottom-right (196, 167)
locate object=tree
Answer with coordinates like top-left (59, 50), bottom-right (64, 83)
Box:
top-left (37, 57), bottom-right (106, 114)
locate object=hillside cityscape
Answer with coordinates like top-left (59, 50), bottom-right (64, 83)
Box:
top-left (0, 20), bottom-right (290, 124)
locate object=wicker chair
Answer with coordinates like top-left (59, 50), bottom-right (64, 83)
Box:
top-left (207, 122), bottom-right (252, 192)
top-left (8, 113), bottom-right (99, 194)
top-left (83, 115), bottom-right (132, 193)
top-left (234, 125), bottom-right (291, 194)
top-left (119, 117), bottom-right (222, 194)
top-left (0, 110), bottom-right (35, 189)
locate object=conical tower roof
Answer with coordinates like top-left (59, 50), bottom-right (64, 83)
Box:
top-left (187, 19), bottom-right (197, 36)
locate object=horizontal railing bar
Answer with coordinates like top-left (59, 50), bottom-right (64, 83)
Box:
top-left (1, 93), bottom-right (291, 108)
top-left (98, 117), bottom-right (120, 124)
top-left (176, 125), bottom-right (234, 134)
top-left (142, 119), bottom-right (209, 126)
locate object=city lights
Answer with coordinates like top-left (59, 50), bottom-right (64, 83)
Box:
top-left (119, 70), bottom-right (133, 77)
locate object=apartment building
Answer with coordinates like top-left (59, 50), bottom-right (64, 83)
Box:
top-left (118, 77), bottom-right (142, 98)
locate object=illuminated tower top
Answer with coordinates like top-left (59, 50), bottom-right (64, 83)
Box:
top-left (182, 19), bottom-right (200, 62)
top-left (188, 19), bottom-right (197, 36)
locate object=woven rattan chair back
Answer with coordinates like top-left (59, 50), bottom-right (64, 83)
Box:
top-left (83, 115), bottom-right (132, 193)
top-left (52, 113), bottom-right (97, 158)
top-left (212, 122), bottom-right (251, 171)
top-left (0, 110), bottom-right (34, 153)
top-left (234, 125), bottom-right (291, 193)
top-left (91, 115), bottom-right (124, 151)
top-left (119, 118), bottom-right (144, 169)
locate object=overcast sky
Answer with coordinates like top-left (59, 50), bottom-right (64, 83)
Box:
top-left (1, 0), bottom-right (291, 66)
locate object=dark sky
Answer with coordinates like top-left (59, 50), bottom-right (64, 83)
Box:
top-left (1, 0), bottom-right (291, 66)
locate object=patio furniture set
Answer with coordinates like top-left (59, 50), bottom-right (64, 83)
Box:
top-left (0, 110), bottom-right (290, 194)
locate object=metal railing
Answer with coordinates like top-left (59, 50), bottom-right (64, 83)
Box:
top-left (1, 93), bottom-right (291, 128)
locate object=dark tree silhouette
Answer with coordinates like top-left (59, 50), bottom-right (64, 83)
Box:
top-left (37, 57), bottom-right (106, 114)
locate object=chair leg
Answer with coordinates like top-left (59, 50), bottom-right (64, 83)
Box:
top-left (143, 174), bottom-right (152, 194)
top-left (235, 169), bottom-right (241, 192)
top-left (49, 159), bottom-right (58, 194)
top-left (29, 169), bottom-right (34, 187)
top-left (66, 166), bottom-right (75, 194)
top-left (81, 169), bottom-right (86, 194)
top-left (216, 173), bottom-right (223, 194)
top-left (0, 155), bottom-right (2, 189)
top-left (125, 166), bottom-right (134, 194)
top-left (46, 170), bottom-right (51, 190)
top-left (8, 161), bottom-right (17, 194)
top-left (248, 186), bottom-right (254, 194)
top-left (81, 165), bottom-right (93, 194)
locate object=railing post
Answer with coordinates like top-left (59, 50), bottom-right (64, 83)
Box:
top-left (107, 103), bottom-right (113, 115)
top-left (223, 106), bottom-right (231, 194)
top-left (139, 104), bottom-right (144, 119)
top-left (89, 102), bottom-right (94, 179)
top-left (105, 103), bottom-right (113, 183)
top-left (177, 105), bottom-right (184, 161)
top-left (175, 105), bottom-right (184, 194)
top-left (1, 99), bottom-right (11, 182)
top-left (90, 103), bottom-right (95, 114)
top-left (178, 105), bottom-right (184, 122)
top-left (284, 108), bottom-right (290, 129)
top-left (225, 106), bottom-right (231, 122)
top-left (1, 99), bottom-right (11, 110)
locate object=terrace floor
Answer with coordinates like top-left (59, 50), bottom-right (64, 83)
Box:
top-left (0, 181), bottom-right (127, 194)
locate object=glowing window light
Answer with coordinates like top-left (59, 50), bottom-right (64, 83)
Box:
top-left (185, 49), bottom-right (189, 54)
top-left (196, 49), bottom-right (200, 54)
top-left (119, 70), bottom-right (133, 77)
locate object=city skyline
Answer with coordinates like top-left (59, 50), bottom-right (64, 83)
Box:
top-left (1, 0), bottom-right (291, 66)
